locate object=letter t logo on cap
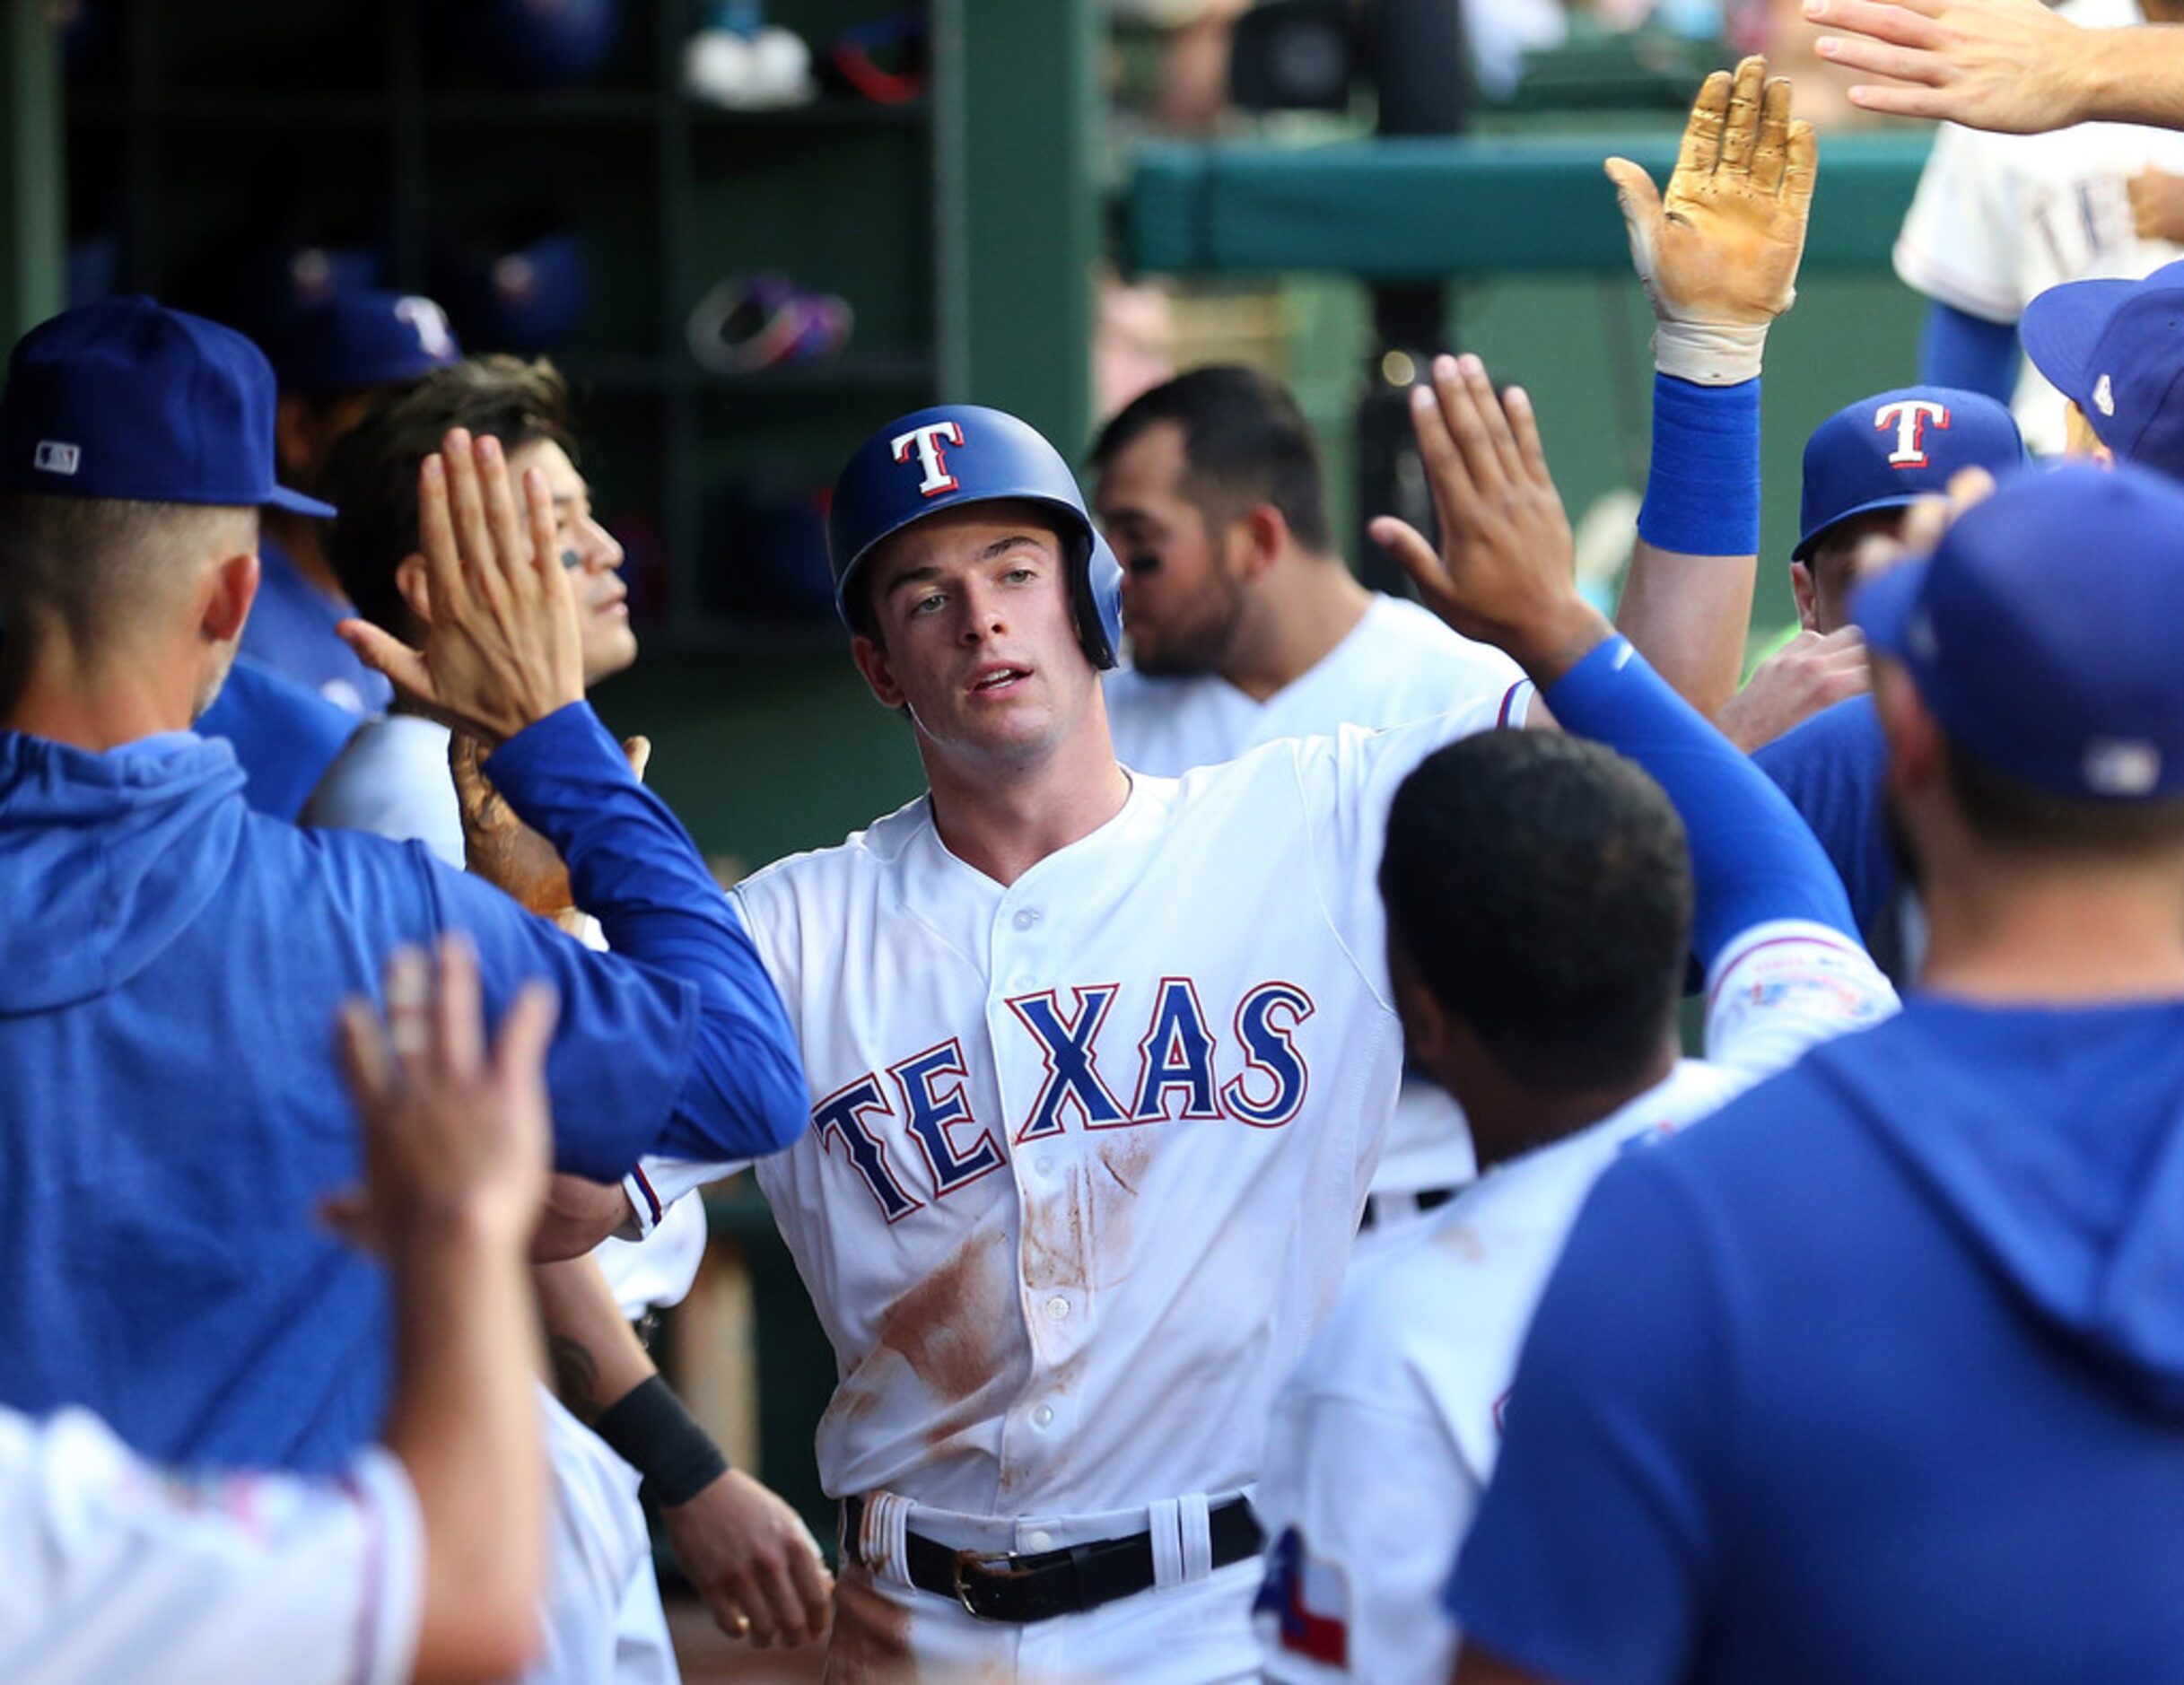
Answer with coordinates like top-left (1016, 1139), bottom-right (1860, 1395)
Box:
top-left (892, 420), bottom-right (965, 497)
top-left (1875, 399), bottom-right (1951, 467)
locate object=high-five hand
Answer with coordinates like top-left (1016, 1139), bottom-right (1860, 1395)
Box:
top-left (1605, 56), bottom-right (1816, 385)
top-left (339, 428), bottom-right (587, 746)
top-left (1804, 0), bottom-right (2108, 131)
top-left (1370, 354), bottom-right (1610, 688)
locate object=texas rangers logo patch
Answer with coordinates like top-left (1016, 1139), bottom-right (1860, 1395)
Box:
top-left (1874, 398), bottom-right (1949, 467)
top-left (892, 420), bottom-right (965, 496)
top-left (1255, 1526), bottom-right (1351, 1668)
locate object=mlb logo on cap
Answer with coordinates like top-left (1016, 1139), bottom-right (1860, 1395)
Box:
top-left (33, 441), bottom-right (80, 476)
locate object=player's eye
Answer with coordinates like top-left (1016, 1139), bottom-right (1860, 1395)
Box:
top-left (1002, 566), bottom-right (1036, 584)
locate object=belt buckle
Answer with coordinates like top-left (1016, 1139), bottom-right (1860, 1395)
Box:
top-left (951, 1549), bottom-right (1018, 1620)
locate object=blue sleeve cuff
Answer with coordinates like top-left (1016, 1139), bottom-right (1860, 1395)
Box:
top-left (1636, 374), bottom-right (1760, 558)
top-left (1546, 636), bottom-right (1861, 964)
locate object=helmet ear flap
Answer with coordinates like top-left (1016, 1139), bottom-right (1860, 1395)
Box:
top-left (1076, 531), bottom-right (1126, 669)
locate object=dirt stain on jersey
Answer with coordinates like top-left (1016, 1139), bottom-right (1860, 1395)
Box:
top-left (874, 1226), bottom-right (1009, 1404)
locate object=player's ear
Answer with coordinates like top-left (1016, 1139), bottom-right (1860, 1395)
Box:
top-left (1789, 560), bottom-right (1819, 632)
top-left (852, 633), bottom-right (907, 712)
top-left (201, 549), bottom-right (259, 645)
top-left (1234, 503), bottom-right (1289, 582)
top-left (1874, 659), bottom-right (1944, 797)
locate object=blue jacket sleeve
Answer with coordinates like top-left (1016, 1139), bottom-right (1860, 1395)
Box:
top-left (1920, 301), bottom-right (2019, 406)
top-left (1543, 637), bottom-right (1860, 967)
top-left (470, 702), bottom-right (808, 1165)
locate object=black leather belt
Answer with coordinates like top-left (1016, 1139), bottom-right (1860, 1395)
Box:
top-left (1357, 1184), bottom-right (1460, 1232)
top-left (843, 1494), bottom-right (1263, 1623)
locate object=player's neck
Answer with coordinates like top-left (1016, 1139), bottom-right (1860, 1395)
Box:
top-left (1919, 851), bottom-right (2184, 1003)
top-left (922, 720), bottom-right (1132, 887)
top-left (0, 624), bottom-right (203, 750)
top-left (1220, 560), bottom-right (1371, 703)
top-left (1465, 1040), bottom-right (1679, 1174)
top-left (260, 510), bottom-right (345, 601)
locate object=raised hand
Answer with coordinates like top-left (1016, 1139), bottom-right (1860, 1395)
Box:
top-left (339, 429), bottom-right (586, 746)
top-left (1605, 57), bottom-right (1817, 384)
top-left (1717, 626), bottom-right (1871, 753)
top-left (1804, 0), bottom-right (2101, 131)
top-left (1370, 354), bottom-right (1609, 686)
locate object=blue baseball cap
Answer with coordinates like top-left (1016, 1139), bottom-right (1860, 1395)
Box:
top-left (1795, 386), bottom-right (2024, 561)
top-left (2020, 258), bottom-right (2184, 474)
top-left (0, 298), bottom-right (334, 516)
top-left (1856, 460), bottom-right (2184, 800)
top-left (266, 290), bottom-right (462, 397)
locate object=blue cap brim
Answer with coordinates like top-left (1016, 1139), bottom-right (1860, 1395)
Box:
top-left (266, 485), bottom-right (337, 519)
top-left (1851, 553), bottom-right (1931, 660)
top-left (2019, 276), bottom-right (2136, 409)
top-left (1792, 492), bottom-right (1927, 563)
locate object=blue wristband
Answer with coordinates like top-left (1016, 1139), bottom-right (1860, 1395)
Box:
top-left (1636, 372), bottom-right (1760, 557)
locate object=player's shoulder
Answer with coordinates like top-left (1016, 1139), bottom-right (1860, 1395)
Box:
top-left (730, 792), bottom-right (937, 907)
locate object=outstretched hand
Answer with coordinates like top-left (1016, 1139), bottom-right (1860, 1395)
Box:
top-left (339, 428), bottom-right (586, 746)
top-left (1370, 354), bottom-right (1609, 687)
top-left (1804, 0), bottom-right (2096, 130)
top-left (1606, 56), bottom-right (1815, 384)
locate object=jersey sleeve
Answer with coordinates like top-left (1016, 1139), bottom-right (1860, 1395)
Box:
top-left (1701, 919), bottom-right (1899, 1088)
top-left (0, 1408), bottom-right (423, 1685)
top-left (1294, 685), bottom-right (1533, 1006)
top-left (1894, 123), bottom-right (2022, 322)
top-left (1257, 1392), bottom-right (1480, 1685)
top-left (1445, 1157), bottom-right (1728, 1685)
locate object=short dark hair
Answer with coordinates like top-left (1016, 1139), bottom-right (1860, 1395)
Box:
top-left (322, 355), bottom-right (574, 634)
top-left (0, 492), bottom-right (256, 639)
top-left (1089, 364), bottom-right (1332, 553)
top-left (1379, 731), bottom-right (1693, 1092)
top-left (1944, 741), bottom-right (2184, 855)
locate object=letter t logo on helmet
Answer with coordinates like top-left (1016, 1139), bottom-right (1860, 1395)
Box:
top-left (892, 420), bottom-right (965, 496)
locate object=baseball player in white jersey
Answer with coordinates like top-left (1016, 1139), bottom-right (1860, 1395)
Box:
top-left (622, 386), bottom-right (1542, 1681)
top-left (1894, 0), bottom-right (2184, 451)
top-left (0, 939), bottom-right (558, 1685)
top-left (1248, 362), bottom-right (1897, 1685)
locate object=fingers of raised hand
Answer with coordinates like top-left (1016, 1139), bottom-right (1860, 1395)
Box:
top-left (383, 946), bottom-right (434, 1081)
top-left (1782, 120), bottom-right (1819, 213)
top-left (1405, 371), bottom-right (1474, 531)
top-left (1439, 354), bottom-right (1519, 493)
top-left (1804, 0), bottom-right (1948, 48)
top-left (430, 936), bottom-right (484, 1083)
top-left (1370, 515), bottom-right (1449, 603)
top-left (1674, 69), bottom-right (1734, 185)
top-left (476, 435), bottom-right (536, 597)
top-left (1944, 464), bottom-right (1997, 511)
top-left (336, 996), bottom-right (395, 1116)
top-left (1718, 57), bottom-right (1769, 175)
top-left (337, 619), bottom-right (435, 703)
top-left (415, 452), bottom-right (473, 622)
top-left (1502, 385), bottom-right (1553, 489)
top-left (1752, 74), bottom-right (1793, 192)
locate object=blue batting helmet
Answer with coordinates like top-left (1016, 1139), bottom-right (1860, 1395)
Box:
top-left (828, 405), bottom-right (1125, 669)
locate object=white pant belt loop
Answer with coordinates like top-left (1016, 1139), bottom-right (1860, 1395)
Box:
top-left (860, 1489), bottom-right (915, 1590)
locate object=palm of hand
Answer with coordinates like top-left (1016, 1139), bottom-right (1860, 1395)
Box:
top-left (1655, 176), bottom-right (1806, 322)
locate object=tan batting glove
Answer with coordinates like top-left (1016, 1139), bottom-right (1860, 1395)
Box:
top-left (1605, 57), bottom-right (1817, 385)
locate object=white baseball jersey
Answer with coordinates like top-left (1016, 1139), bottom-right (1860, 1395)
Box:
top-left (1894, 0), bottom-right (2184, 452)
top-left (1105, 593), bottom-right (1528, 1206)
top-left (1252, 921), bottom-right (1899, 1684)
top-left (642, 687), bottom-right (1526, 1525)
top-left (529, 1388), bottom-right (677, 1685)
top-left (0, 1405), bottom-right (421, 1685)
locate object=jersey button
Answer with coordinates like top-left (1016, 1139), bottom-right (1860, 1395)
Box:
top-left (1024, 1528), bottom-right (1054, 1551)
top-left (1044, 1295), bottom-right (1070, 1322)
top-left (1013, 908), bottom-right (1042, 930)
top-left (1032, 1404), bottom-right (1055, 1428)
